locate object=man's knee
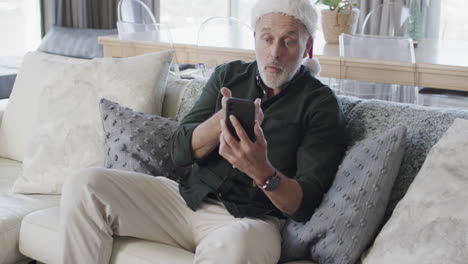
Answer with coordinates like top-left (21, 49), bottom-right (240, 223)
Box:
top-left (195, 219), bottom-right (282, 264)
top-left (62, 167), bottom-right (109, 202)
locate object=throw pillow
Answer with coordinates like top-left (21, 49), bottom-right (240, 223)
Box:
top-left (161, 73), bottom-right (191, 119)
top-left (281, 125), bottom-right (407, 264)
top-left (38, 26), bottom-right (117, 59)
top-left (0, 52), bottom-right (85, 162)
top-left (11, 50), bottom-right (173, 194)
top-left (362, 118), bottom-right (468, 264)
top-left (99, 98), bottom-right (190, 182)
top-left (175, 78), bottom-right (206, 121)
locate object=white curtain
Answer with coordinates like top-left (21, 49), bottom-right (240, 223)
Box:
top-left (354, 0), bottom-right (440, 39)
top-left (421, 0), bottom-right (441, 39)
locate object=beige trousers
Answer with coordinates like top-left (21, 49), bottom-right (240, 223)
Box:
top-left (59, 168), bottom-right (284, 264)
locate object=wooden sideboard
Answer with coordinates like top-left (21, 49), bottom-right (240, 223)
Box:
top-left (99, 34), bottom-right (468, 91)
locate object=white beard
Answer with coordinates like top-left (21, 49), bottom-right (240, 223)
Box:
top-left (256, 56), bottom-right (303, 89)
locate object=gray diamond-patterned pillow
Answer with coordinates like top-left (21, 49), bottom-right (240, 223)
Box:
top-left (99, 98), bottom-right (190, 182)
top-left (280, 125), bottom-right (407, 264)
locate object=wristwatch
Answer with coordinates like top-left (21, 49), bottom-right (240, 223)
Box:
top-left (259, 170), bottom-right (281, 191)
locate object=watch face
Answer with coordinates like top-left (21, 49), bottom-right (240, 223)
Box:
top-left (265, 174), bottom-right (280, 191)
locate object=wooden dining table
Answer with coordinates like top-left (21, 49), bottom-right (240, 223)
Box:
top-left (99, 27), bottom-right (468, 91)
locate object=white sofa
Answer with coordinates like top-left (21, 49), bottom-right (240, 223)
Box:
top-left (0, 78), bottom-right (314, 264)
top-left (2, 73), bottom-right (468, 263)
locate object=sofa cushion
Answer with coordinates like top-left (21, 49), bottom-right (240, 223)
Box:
top-left (281, 125), bottom-right (407, 264)
top-left (175, 78), bottom-right (207, 122)
top-left (0, 98), bottom-right (8, 121)
top-left (20, 207), bottom-right (195, 264)
top-left (362, 118), bottom-right (468, 264)
top-left (0, 53), bottom-right (85, 162)
top-left (0, 158), bottom-right (59, 264)
top-left (161, 73), bottom-right (191, 119)
top-left (99, 98), bottom-right (190, 182)
top-left (10, 50), bottom-right (173, 194)
top-left (345, 100), bottom-right (468, 220)
top-left (38, 26), bottom-right (117, 59)
top-left (20, 206), bottom-right (315, 264)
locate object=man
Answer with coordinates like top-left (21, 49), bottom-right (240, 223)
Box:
top-left (59, 0), bottom-right (346, 263)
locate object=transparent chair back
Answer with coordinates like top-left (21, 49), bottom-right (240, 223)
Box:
top-left (196, 17), bottom-right (254, 79)
top-left (361, 2), bottom-right (410, 37)
top-left (117, 0), bottom-right (180, 77)
top-left (338, 33), bottom-right (417, 103)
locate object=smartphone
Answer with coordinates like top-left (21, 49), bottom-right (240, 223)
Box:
top-left (225, 98), bottom-right (256, 142)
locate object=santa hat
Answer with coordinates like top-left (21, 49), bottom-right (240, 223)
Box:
top-left (251, 0), bottom-right (321, 76)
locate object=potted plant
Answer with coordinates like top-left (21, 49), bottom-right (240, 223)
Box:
top-left (316, 0), bottom-right (360, 44)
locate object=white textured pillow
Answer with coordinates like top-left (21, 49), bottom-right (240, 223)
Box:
top-left (362, 118), bottom-right (468, 264)
top-left (11, 50), bottom-right (173, 194)
top-left (0, 53), bottom-right (85, 162)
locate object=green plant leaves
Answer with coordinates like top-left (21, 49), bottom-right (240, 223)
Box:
top-left (316, 0), bottom-right (354, 11)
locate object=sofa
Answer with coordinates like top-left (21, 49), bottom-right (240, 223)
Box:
top-left (1, 48), bottom-right (468, 264)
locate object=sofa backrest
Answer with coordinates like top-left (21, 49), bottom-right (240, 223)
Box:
top-left (344, 99), bottom-right (468, 220)
top-left (166, 77), bottom-right (468, 220)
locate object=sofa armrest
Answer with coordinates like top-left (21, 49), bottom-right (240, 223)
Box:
top-left (0, 98), bottom-right (8, 122)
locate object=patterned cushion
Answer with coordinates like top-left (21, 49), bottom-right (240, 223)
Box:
top-left (281, 125), bottom-right (407, 264)
top-left (175, 78), bottom-right (208, 122)
top-left (38, 26), bottom-right (117, 59)
top-left (345, 100), bottom-right (468, 221)
top-left (100, 98), bottom-right (190, 182)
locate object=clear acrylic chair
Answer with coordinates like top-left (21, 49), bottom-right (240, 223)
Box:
top-left (338, 33), bottom-right (418, 103)
top-left (361, 2), bottom-right (411, 37)
top-left (117, 0), bottom-right (180, 77)
top-left (196, 17), bottom-right (254, 79)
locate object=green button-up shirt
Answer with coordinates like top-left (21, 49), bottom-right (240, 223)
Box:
top-left (171, 60), bottom-right (346, 222)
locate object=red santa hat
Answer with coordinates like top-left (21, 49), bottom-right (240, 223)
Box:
top-left (251, 0), bottom-right (321, 76)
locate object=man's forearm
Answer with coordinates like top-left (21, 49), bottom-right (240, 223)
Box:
top-left (191, 110), bottom-right (224, 159)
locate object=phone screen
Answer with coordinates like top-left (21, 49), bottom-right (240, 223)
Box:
top-left (225, 98), bottom-right (256, 142)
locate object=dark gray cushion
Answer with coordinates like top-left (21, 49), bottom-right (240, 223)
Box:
top-left (0, 56), bottom-right (23, 99)
top-left (280, 125), bottom-right (407, 264)
top-left (38, 26), bottom-right (117, 59)
top-left (99, 98), bottom-right (190, 182)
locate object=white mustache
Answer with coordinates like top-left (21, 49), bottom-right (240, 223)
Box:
top-left (264, 61), bottom-right (284, 71)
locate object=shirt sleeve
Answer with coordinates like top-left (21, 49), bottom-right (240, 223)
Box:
top-left (287, 93), bottom-right (346, 222)
top-left (170, 67), bottom-right (224, 167)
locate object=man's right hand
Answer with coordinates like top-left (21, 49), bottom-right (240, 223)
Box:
top-left (190, 87), bottom-right (232, 160)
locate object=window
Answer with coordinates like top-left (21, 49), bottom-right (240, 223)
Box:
top-left (0, 0), bottom-right (41, 56)
top-left (160, 0), bottom-right (255, 29)
top-left (229, 0), bottom-right (256, 26)
top-left (439, 0), bottom-right (468, 41)
top-left (160, 0), bottom-right (229, 29)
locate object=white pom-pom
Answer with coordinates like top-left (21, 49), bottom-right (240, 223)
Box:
top-left (302, 57), bottom-right (321, 76)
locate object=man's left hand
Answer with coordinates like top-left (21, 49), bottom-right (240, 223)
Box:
top-left (219, 115), bottom-right (275, 185)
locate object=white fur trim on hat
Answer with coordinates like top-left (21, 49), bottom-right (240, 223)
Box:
top-left (251, 0), bottom-right (319, 38)
top-left (302, 57), bottom-right (321, 76)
